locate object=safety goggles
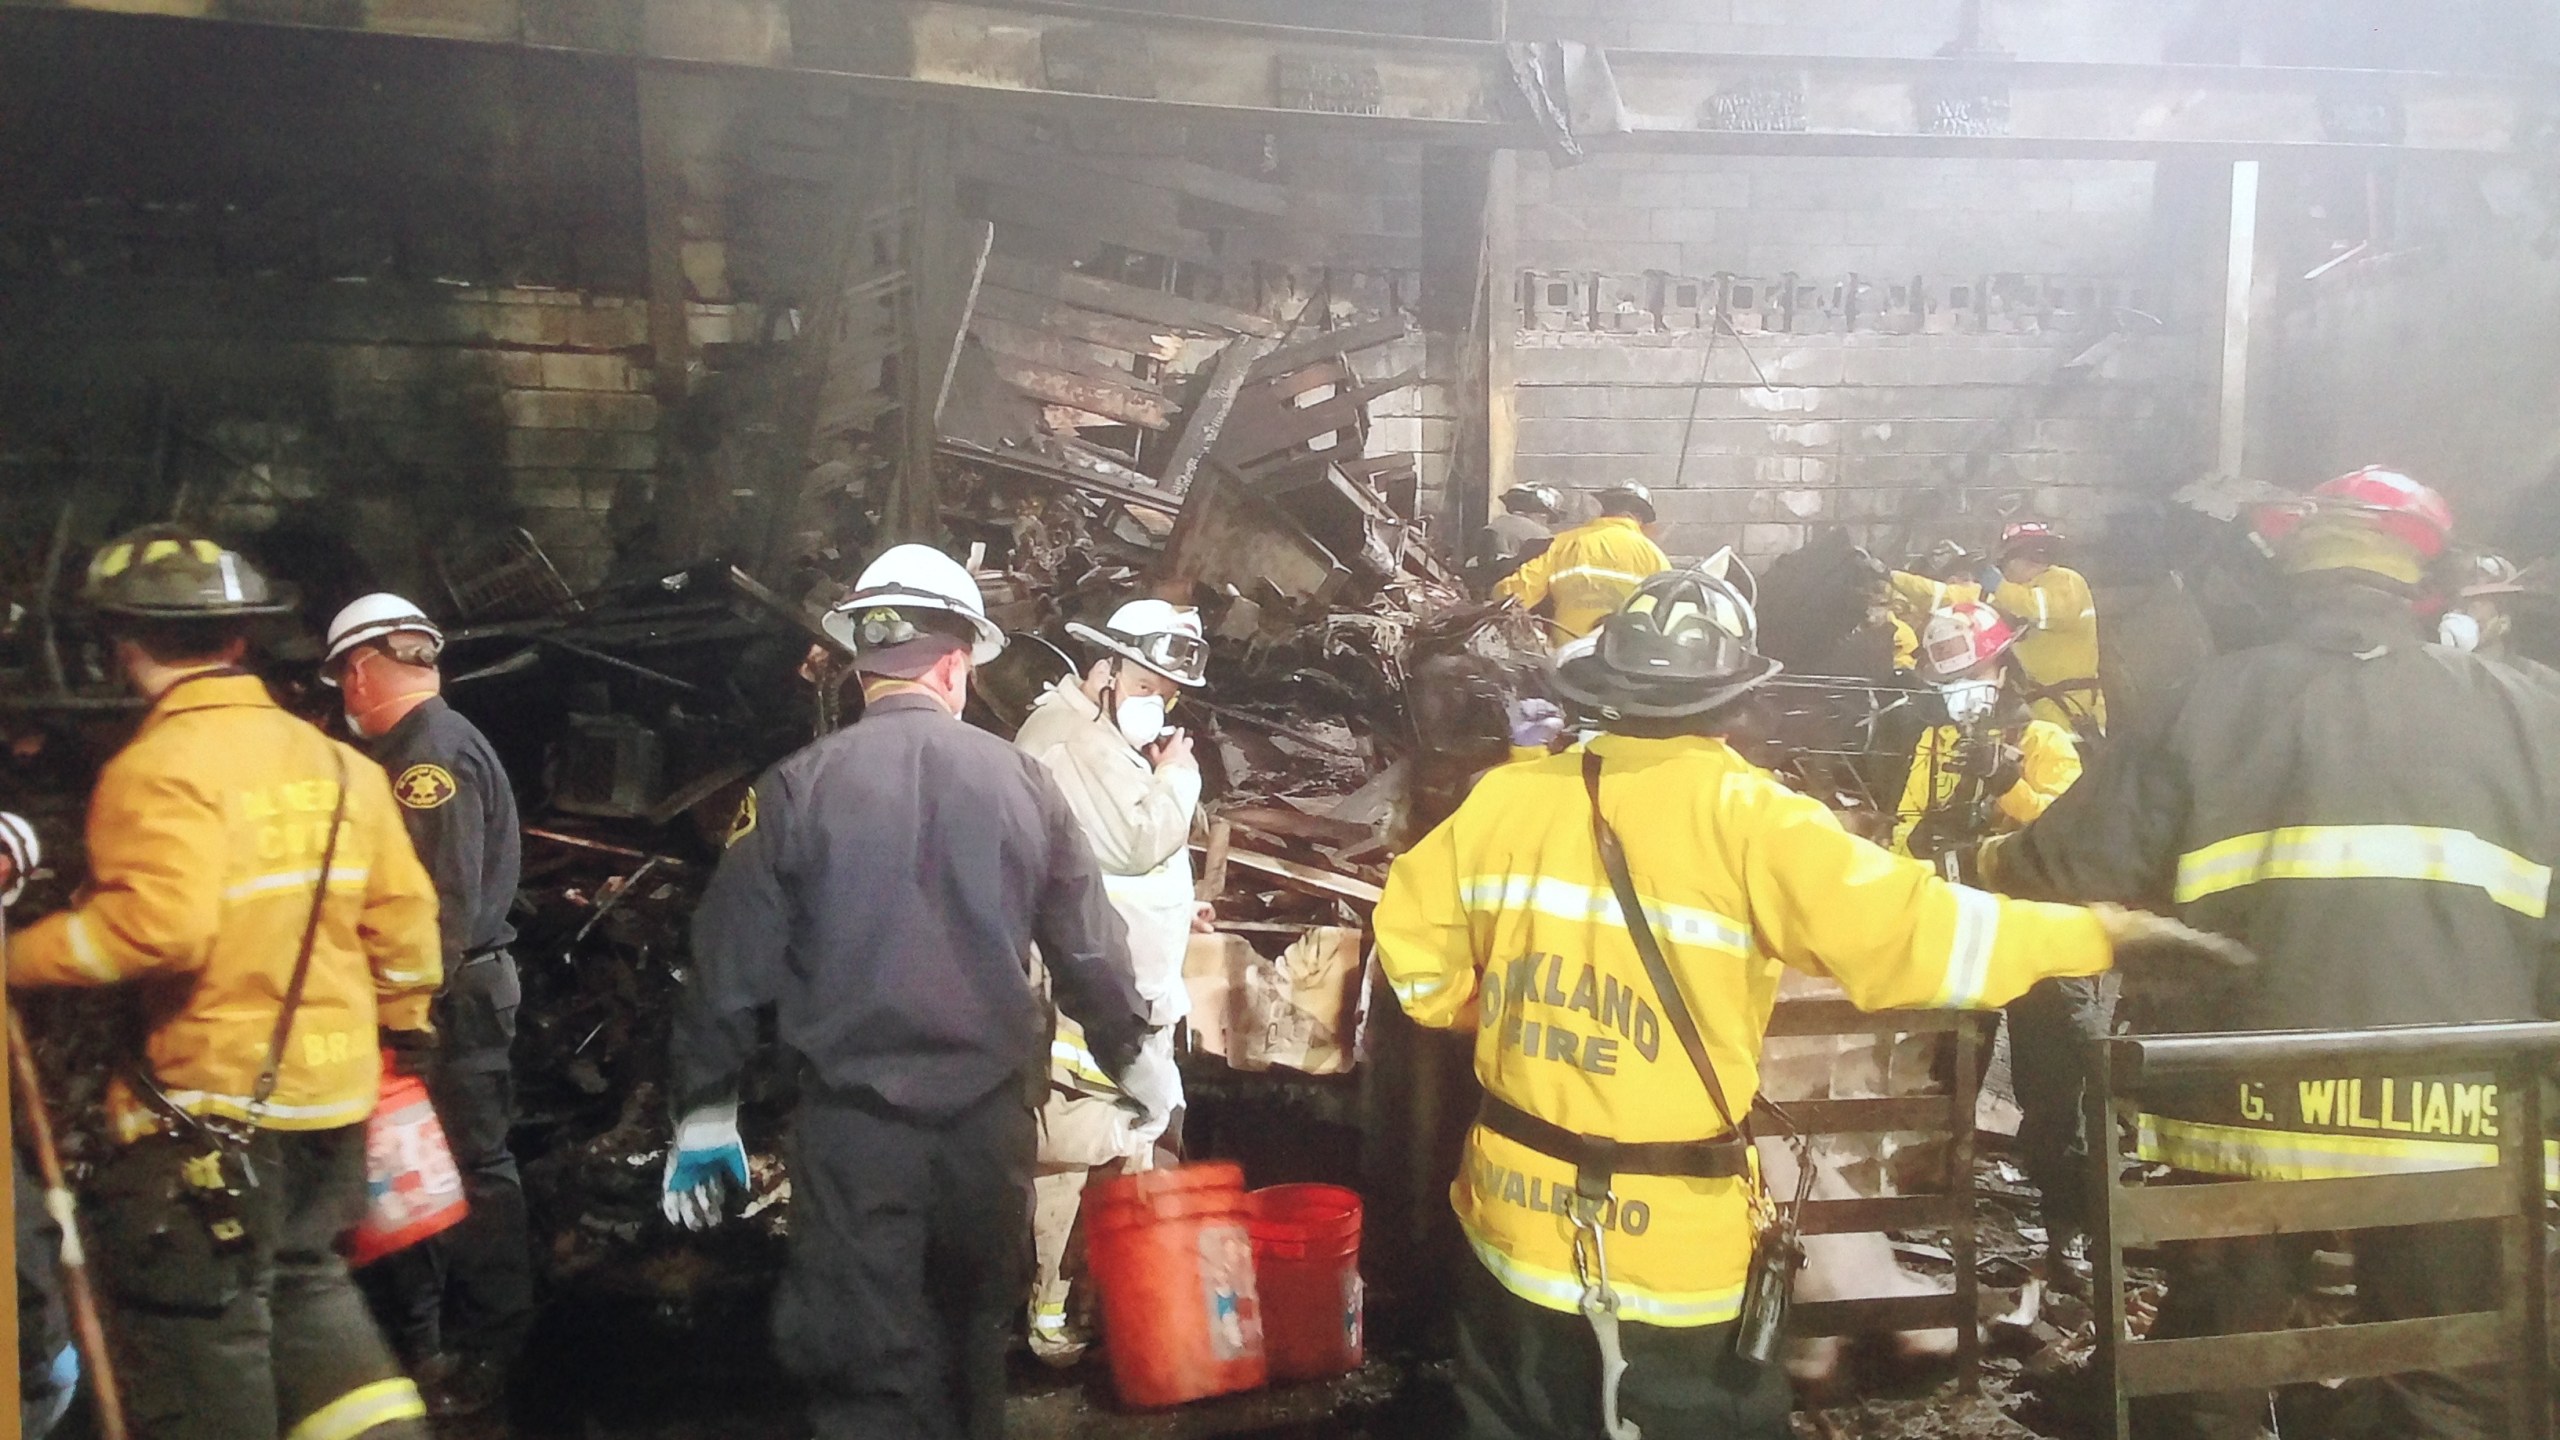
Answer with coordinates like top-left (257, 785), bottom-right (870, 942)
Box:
top-left (1110, 628), bottom-right (1209, 686)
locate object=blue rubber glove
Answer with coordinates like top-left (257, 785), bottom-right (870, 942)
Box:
top-left (1974, 562), bottom-right (2008, 595)
top-left (661, 1101), bottom-right (748, 1232)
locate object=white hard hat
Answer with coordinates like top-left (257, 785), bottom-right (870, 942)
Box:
top-left (322, 592), bottom-right (445, 682)
top-left (825, 543), bottom-right (1006, 666)
top-left (1066, 598), bottom-right (1208, 687)
top-left (0, 811), bottom-right (40, 908)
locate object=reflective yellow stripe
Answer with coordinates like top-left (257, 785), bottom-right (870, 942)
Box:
top-left (285, 1378), bottom-right (427, 1440)
top-left (2175, 826), bottom-right (2550, 918)
top-left (1463, 1228), bottom-right (1744, 1328)
top-left (1457, 875), bottom-right (1751, 957)
top-left (2143, 1117), bottom-right (2560, 1193)
top-left (2138, 1113), bottom-right (2500, 1180)
top-left (1929, 885), bottom-right (2001, 1009)
top-left (64, 915), bottom-right (120, 981)
top-left (1049, 1038), bottom-right (1118, 1092)
top-left (1031, 1302), bottom-right (1069, 1333)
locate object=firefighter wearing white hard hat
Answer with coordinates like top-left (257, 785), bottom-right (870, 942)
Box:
top-left (1376, 567), bottom-right (2236, 1440)
top-left (320, 593), bottom-right (534, 1417)
top-left (1013, 596), bottom-right (1212, 1364)
top-left (820, 542), bottom-right (1008, 671)
top-left (665, 543), bottom-right (1146, 1438)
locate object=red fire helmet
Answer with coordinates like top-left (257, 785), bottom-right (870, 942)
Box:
top-left (1917, 600), bottom-right (2018, 683)
top-left (2255, 466), bottom-right (2455, 563)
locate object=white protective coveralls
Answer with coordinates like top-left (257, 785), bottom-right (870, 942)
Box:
top-left (1013, 675), bottom-right (1200, 1358)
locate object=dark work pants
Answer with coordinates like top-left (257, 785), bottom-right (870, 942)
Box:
top-left (1452, 1260), bottom-right (1793, 1440)
top-left (2006, 973), bottom-right (2117, 1233)
top-left (776, 1082), bottom-right (1035, 1440)
top-left (2135, 1220), bottom-right (2505, 1440)
top-left (360, 954), bottom-right (535, 1366)
top-left (96, 1125), bottom-right (427, 1440)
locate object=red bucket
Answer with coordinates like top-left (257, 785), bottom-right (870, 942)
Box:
top-left (346, 1071), bottom-right (467, 1269)
top-left (1248, 1185), bottom-right (1363, 1380)
top-left (1087, 1162), bottom-right (1267, 1408)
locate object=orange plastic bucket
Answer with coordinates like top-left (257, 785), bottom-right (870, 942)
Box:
top-left (1247, 1185), bottom-right (1363, 1380)
top-left (346, 1071), bottom-right (468, 1268)
top-left (1086, 1162), bottom-right (1267, 1408)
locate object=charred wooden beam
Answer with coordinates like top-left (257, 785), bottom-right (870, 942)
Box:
top-left (4, 2), bottom-right (2546, 157)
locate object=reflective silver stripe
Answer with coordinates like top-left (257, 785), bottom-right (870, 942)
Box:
top-left (1930, 885), bottom-right (2001, 1009)
top-left (2033, 587), bottom-right (2049, 626)
top-left (1463, 1230), bottom-right (1744, 1327)
top-left (1456, 875), bottom-right (1751, 956)
top-left (2174, 825), bottom-right (2550, 919)
top-left (163, 1089), bottom-right (376, 1126)
top-left (63, 914), bottom-right (120, 981)
top-left (1390, 973), bottom-right (1451, 1006)
top-left (377, 967), bottom-right (436, 986)
top-left (1550, 566), bottom-right (1649, 587)
top-left (222, 866), bottom-right (370, 903)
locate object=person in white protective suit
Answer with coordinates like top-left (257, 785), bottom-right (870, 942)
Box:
top-left (1011, 597), bottom-right (1212, 1365)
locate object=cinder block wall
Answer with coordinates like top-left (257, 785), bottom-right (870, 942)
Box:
top-left (1504, 145), bottom-right (2201, 566)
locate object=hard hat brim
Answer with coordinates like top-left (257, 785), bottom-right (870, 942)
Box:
top-left (92, 596), bottom-right (298, 621)
top-left (1549, 647), bottom-right (1782, 720)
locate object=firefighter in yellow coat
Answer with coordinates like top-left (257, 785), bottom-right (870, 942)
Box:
top-left (1892, 522), bottom-right (2105, 736)
top-left (1376, 568), bottom-right (2240, 1440)
top-left (7, 528), bottom-right (443, 1440)
top-left (1890, 600), bottom-right (2110, 1282)
top-left (1890, 601), bottom-right (2082, 860)
top-left (1497, 484), bottom-right (1671, 641)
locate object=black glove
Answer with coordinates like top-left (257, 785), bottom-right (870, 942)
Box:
top-left (1981, 745), bottom-right (2024, 799)
top-left (2094, 905), bottom-right (2256, 1003)
top-left (1087, 1022), bottom-right (1150, 1090)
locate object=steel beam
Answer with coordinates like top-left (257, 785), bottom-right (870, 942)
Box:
top-left (1, 0), bottom-right (2549, 156)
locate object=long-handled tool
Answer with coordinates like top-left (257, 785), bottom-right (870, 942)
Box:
top-left (7, 1000), bottom-right (129, 1440)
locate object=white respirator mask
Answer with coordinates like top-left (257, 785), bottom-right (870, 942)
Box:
top-left (2439, 611), bottom-right (2483, 652)
top-left (1940, 679), bottom-right (2002, 726)
top-left (1114, 694), bottom-right (1169, 748)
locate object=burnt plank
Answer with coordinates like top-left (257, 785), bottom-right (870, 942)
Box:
top-left (1782, 1096), bottom-right (1961, 1135)
top-left (1249, 316), bottom-right (1416, 380)
top-left (986, 254), bottom-right (1282, 338)
top-left (990, 355), bottom-right (1177, 430)
top-left (1799, 1194), bottom-right (1962, 1236)
top-left (969, 315), bottom-right (1164, 393)
top-left (972, 284), bottom-right (1178, 358)
top-left (2119, 1314), bottom-right (2509, 1398)
top-left (2116, 1169), bottom-right (2515, 1248)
